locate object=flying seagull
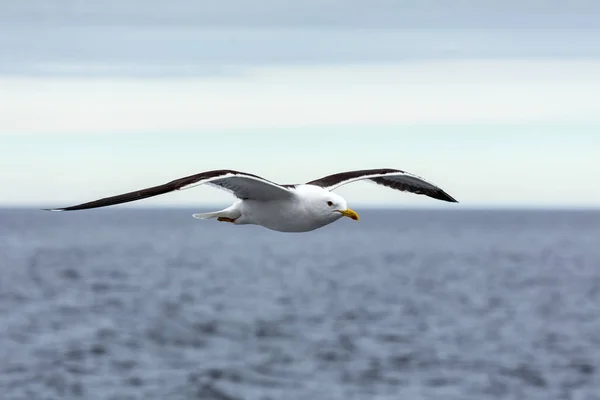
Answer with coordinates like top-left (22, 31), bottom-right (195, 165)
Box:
top-left (43, 168), bottom-right (458, 232)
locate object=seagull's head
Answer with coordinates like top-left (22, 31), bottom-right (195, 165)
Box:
top-left (315, 190), bottom-right (360, 222)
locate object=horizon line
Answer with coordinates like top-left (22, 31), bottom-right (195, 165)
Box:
top-left (2, 204), bottom-right (600, 211)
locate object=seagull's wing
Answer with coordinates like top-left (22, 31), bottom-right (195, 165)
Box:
top-left (44, 169), bottom-right (295, 211)
top-left (306, 168), bottom-right (458, 203)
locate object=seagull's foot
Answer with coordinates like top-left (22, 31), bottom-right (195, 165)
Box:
top-left (217, 217), bottom-right (238, 223)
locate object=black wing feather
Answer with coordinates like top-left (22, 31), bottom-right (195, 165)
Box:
top-left (307, 168), bottom-right (458, 203)
top-left (369, 176), bottom-right (457, 203)
top-left (43, 169), bottom-right (281, 211)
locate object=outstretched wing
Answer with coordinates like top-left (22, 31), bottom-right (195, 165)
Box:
top-left (44, 169), bottom-right (295, 211)
top-left (306, 168), bottom-right (458, 203)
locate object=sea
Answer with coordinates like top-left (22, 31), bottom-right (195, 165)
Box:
top-left (1, 208), bottom-right (599, 400)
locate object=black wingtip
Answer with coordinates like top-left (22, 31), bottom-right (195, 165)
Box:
top-left (437, 191), bottom-right (459, 203)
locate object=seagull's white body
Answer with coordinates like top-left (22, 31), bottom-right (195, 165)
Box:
top-left (194, 185), bottom-right (348, 232)
top-left (44, 168), bottom-right (458, 233)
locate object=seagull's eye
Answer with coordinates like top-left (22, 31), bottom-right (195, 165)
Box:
top-left (327, 201), bottom-right (333, 206)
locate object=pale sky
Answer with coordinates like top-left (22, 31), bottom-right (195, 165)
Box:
top-left (1, 1), bottom-right (600, 208)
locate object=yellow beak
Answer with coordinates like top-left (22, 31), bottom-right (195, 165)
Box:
top-left (336, 208), bottom-right (360, 221)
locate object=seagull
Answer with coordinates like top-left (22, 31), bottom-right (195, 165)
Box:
top-left (43, 168), bottom-right (458, 232)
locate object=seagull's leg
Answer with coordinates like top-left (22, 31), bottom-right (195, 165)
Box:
top-left (217, 217), bottom-right (238, 223)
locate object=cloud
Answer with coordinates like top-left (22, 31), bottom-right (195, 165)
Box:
top-left (2, 0), bottom-right (600, 29)
top-left (2, 26), bottom-right (600, 78)
top-left (1, 60), bottom-right (600, 135)
top-left (1, 2), bottom-right (600, 79)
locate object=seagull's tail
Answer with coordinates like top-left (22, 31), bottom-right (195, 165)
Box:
top-left (192, 205), bottom-right (241, 220)
top-left (192, 211), bottom-right (221, 219)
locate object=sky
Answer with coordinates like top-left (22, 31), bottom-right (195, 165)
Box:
top-left (1, 1), bottom-right (600, 208)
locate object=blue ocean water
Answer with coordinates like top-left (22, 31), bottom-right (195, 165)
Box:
top-left (1, 208), bottom-right (599, 400)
